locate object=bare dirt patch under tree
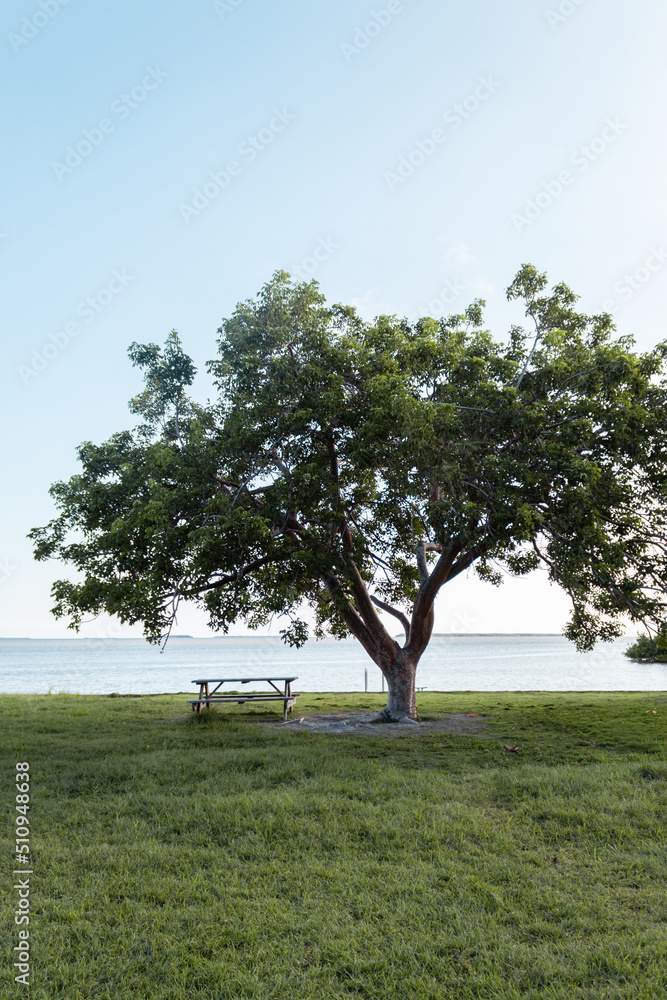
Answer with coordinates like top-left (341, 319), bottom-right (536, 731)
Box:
top-left (269, 711), bottom-right (492, 737)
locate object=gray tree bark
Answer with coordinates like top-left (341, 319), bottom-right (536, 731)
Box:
top-left (373, 652), bottom-right (420, 722)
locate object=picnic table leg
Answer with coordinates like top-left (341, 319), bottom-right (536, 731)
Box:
top-left (195, 683), bottom-right (209, 713)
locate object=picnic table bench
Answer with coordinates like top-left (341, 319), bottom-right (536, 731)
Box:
top-left (188, 677), bottom-right (297, 721)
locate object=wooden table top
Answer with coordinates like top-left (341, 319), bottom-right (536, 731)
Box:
top-left (192, 677), bottom-right (298, 684)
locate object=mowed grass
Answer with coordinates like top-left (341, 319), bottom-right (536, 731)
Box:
top-left (1, 691), bottom-right (666, 999)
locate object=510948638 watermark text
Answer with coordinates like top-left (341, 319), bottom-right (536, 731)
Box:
top-left (13, 762), bottom-right (32, 987)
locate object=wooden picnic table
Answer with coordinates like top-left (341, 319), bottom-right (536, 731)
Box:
top-left (188, 677), bottom-right (298, 721)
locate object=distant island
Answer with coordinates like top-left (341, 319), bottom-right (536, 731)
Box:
top-left (396, 633), bottom-right (567, 639)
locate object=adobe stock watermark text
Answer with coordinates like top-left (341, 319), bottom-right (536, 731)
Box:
top-left (13, 762), bottom-right (32, 987)
top-left (52, 66), bottom-right (168, 181)
top-left (385, 76), bottom-right (501, 191)
top-left (340, 2), bottom-right (403, 62)
top-left (18, 268), bottom-right (135, 384)
top-left (8, 0), bottom-right (73, 53)
top-left (179, 107), bottom-right (296, 224)
top-left (512, 117), bottom-right (628, 232)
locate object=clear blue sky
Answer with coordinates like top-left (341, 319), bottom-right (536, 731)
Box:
top-left (2, 0), bottom-right (666, 638)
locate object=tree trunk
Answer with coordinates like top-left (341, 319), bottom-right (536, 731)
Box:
top-left (374, 654), bottom-right (418, 723)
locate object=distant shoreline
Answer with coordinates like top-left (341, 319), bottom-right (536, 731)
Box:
top-left (0, 633), bottom-right (634, 641)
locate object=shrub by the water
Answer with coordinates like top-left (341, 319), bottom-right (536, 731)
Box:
top-left (625, 624), bottom-right (667, 662)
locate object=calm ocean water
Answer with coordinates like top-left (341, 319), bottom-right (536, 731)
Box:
top-left (0, 635), bottom-right (665, 695)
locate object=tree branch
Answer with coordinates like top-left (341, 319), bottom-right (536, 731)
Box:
top-left (370, 596), bottom-right (411, 638)
top-left (344, 554), bottom-right (395, 649)
top-left (415, 543), bottom-right (429, 584)
top-left (184, 552), bottom-right (292, 595)
top-left (406, 541), bottom-right (462, 656)
top-left (446, 542), bottom-right (490, 582)
top-left (323, 573), bottom-right (395, 663)
top-left (515, 310), bottom-right (542, 390)
top-left (417, 541), bottom-right (462, 611)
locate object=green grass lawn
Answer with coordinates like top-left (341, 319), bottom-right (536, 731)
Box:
top-left (1, 691), bottom-right (666, 999)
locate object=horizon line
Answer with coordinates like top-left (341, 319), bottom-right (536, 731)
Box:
top-left (0, 632), bottom-right (637, 641)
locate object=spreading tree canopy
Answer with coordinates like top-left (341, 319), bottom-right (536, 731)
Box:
top-left (31, 266), bottom-right (667, 720)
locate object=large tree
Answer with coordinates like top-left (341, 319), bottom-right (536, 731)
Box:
top-left (31, 266), bottom-right (667, 720)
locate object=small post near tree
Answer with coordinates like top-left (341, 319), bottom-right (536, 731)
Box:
top-left (31, 266), bottom-right (667, 721)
